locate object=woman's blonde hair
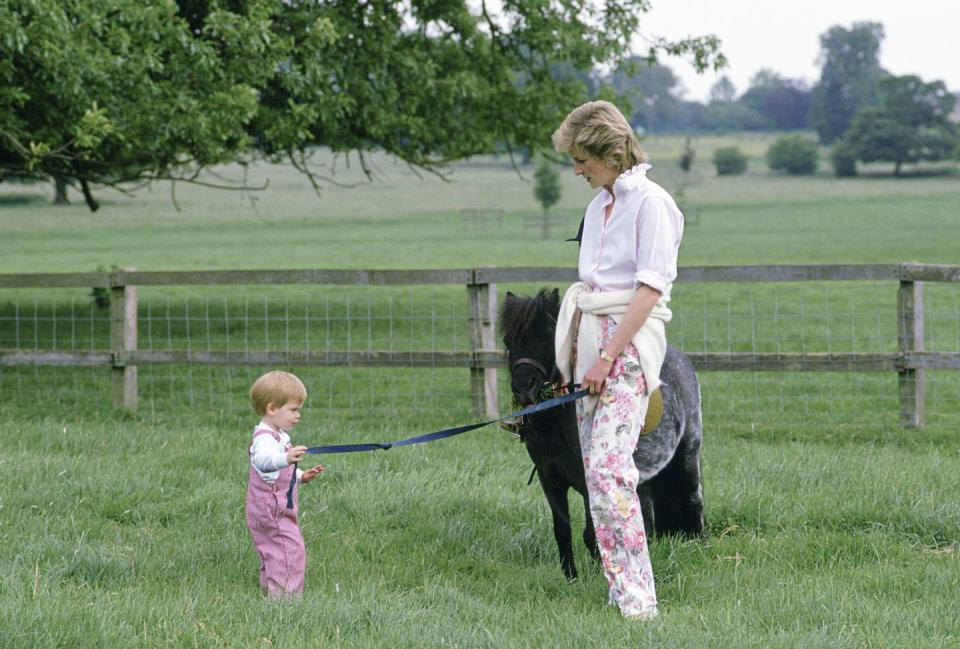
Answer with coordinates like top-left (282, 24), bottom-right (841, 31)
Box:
top-left (552, 100), bottom-right (647, 172)
top-left (249, 370), bottom-right (307, 415)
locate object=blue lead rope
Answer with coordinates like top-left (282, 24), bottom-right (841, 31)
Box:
top-left (284, 386), bottom-right (588, 509)
top-left (303, 386), bottom-right (588, 455)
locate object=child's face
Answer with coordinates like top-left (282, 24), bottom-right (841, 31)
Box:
top-left (264, 400), bottom-right (304, 432)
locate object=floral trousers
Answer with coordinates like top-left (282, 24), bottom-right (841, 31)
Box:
top-left (576, 315), bottom-right (657, 618)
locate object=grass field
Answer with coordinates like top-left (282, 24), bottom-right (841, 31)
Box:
top-left (2, 135), bottom-right (959, 648)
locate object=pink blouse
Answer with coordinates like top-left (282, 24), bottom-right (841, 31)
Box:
top-left (577, 163), bottom-right (684, 301)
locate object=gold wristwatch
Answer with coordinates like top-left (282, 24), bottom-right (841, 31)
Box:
top-left (599, 350), bottom-right (615, 363)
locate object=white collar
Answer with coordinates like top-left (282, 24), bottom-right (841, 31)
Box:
top-left (256, 420), bottom-right (286, 435)
top-left (611, 163), bottom-right (652, 199)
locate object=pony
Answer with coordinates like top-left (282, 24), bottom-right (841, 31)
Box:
top-left (500, 288), bottom-right (705, 581)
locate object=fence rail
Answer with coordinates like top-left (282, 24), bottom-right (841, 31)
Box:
top-left (2, 263), bottom-right (959, 427)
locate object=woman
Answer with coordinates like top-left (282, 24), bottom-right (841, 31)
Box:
top-left (552, 100), bottom-right (684, 620)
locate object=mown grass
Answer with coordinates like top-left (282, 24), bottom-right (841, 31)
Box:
top-left (2, 136), bottom-right (959, 647)
top-left (2, 407), bottom-right (958, 648)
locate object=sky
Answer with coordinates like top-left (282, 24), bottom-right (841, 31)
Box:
top-left (641, 0), bottom-right (959, 102)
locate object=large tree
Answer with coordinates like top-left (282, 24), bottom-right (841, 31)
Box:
top-left (842, 74), bottom-right (957, 176)
top-left (739, 69), bottom-right (810, 131)
top-left (609, 60), bottom-right (681, 134)
top-left (809, 21), bottom-right (885, 144)
top-left (0, 0), bottom-right (723, 210)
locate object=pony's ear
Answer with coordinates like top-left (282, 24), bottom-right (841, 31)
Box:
top-left (550, 288), bottom-right (560, 303)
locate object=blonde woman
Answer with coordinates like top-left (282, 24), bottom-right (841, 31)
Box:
top-left (552, 100), bottom-right (684, 620)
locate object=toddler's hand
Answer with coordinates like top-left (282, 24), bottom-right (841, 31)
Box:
top-left (286, 445), bottom-right (308, 464)
top-left (301, 465), bottom-right (325, 483)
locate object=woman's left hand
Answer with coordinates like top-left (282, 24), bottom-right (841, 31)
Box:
top-left (583, 357), bottom-right (614, 394)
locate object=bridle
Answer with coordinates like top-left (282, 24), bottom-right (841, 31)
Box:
top-left (503, 312), bottom-right (571, 438)
top-left (505, 355), bottom-right (571, 441)
top-left (511, 355), bottom-right (567, 394)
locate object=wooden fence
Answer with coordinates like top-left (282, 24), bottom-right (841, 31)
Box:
top-left (2, 263), bottom-right (959, 427)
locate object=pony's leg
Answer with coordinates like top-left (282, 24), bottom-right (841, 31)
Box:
top-left (675, 432), bottom-right (706, 535)
top-left (636, 481), bottom-right (656, 536)
top-left (540, 480), bottom-right (578, 581)
top-left (649, 428), bottom-right (705, 535)
top-left (648, 453), bottom-right (686, 535)
top-left (581, 492), bottom-right (600, 562)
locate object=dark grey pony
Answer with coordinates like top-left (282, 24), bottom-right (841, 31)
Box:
top-left (500, 288), bottom-right (705, 581)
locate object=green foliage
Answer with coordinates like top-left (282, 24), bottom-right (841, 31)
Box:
top-left (708, 76), bottom-right (737, 103)
top-left (765, 135), bottom-right (819, 175)
top-left (89, 264), bottom-right (118, 309)
top-left (810, 22), bottom-right (885, 144)
top-left (698, 101), bottom-right (766, 133)
top-left (712, 146), bottom-right (747, 176)
top-left (609, 60), bottom-right (681, 134)
top-left (830, 140), bottom-right (858, 177)
top-left (0, 1), bottom-right (723, 211)
top-left (533, 158), bottom-right (561, 213)
top-left (843, 74), bottom-right (958, 175)
top-left (739, 69), bottom-right (811, 131)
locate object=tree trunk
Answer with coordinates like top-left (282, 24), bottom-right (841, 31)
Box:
top-left (894, 160), bottom-right (902, 177)
top-left (52, 176), bottom-right (69, 205)
top-left (541, 209), bottom-right (551, 239)
top-left (80, 177), bottom-right (100, 212)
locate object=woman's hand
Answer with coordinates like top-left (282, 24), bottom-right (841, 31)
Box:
top-left (583, 357), bottom-right (614, 394)
top-left (301, 465), bottom-right (325, 483)
top-left (286, 445), bottom-right (307, 465)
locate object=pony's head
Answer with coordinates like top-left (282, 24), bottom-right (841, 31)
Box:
top-left (500, 288), bottom-right (562, 405)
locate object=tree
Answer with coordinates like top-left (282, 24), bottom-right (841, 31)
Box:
top-left (809, 22), bottom-right (885, 144)
top-left (0, 0), bottom-right (724, 211)
top-left (841, 75), bottom-right (958, 176)
top-left (709, 77), bottom-right (737, 103)
top-left (533, 158), bottom-right (561, 238)
top-left (609, 60), bottom-right (682, 135)
top-left (740, 69), bottom-right (811, 131)
top-left (698, 101), bottom-right (765, 133)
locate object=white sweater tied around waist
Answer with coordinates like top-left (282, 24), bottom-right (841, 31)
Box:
top-left (555, 282), bottom-right (672, 415)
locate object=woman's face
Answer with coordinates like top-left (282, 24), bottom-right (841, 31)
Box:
top-left (571, 151), bottom-right (619, 189)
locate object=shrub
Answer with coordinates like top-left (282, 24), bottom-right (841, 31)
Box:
top-left (90, 264), bottom-right (118, 308)
top-left (713, 146), bottom-right (747, 176)
top-left (766, 135), bottom-right (819, 175)
top-left (831, 140), bottom-right (858, 177)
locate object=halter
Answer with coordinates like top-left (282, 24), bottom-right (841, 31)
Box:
top-left (511, 356), bottom-right (567, 395)
top-left (504, 355), bottom-right (571, 441)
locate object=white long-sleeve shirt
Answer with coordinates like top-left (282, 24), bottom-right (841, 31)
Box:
top-left (578, 163), bottom-right (683, 300)
top-left (249, 422), bottom-right (303, 484)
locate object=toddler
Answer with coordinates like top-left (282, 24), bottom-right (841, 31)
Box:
top-left (246, 370), bottom-right (324, 599)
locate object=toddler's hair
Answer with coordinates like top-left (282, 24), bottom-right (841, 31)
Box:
top-left (249, 370), bottom-right (307, 415)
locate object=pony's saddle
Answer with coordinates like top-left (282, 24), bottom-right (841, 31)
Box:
top-left (643, 388), bottom-right (663, 434)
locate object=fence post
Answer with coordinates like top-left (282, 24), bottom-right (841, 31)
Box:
top-left (111, 268), bottom-right (138, 412)
top-left (467, 275), bottom-right (499, 418)
top-left (897, 277), bottom-right (925, 427)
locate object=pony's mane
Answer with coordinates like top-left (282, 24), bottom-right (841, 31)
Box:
top-left (500, 289), bottom-right (555, 343)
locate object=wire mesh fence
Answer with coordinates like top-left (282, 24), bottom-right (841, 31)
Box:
top-left (1, 268), bottom-right (958, 430)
